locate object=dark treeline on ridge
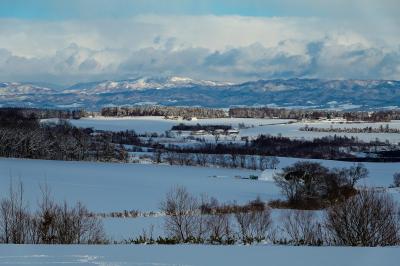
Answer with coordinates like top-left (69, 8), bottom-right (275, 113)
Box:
top-left (101, 106), bottom-right (226, 119)
top-left (101, 105), bottom-right (400, 122)
top-left (229, 107), bottom-right (400, 122)
top-left (161, 134), bottom-right (398, 162)
top-left (0, 107), bottom-right (86, 120)
top-left (3, 106), bottom-right (400, 123)
top-left (0, 109), bottom-right (130, 161)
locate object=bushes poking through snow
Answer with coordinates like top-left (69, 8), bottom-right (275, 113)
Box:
top-left (325, 189), bottom-right (400, 246)
top-left (279, 210), bottom-right (323, 246)
top-left (154, 186), bottom-right (400, 246)
top-left (0, 181), bottom-right (106, 244)
top-left (159, 187), bottom-right (273, 245)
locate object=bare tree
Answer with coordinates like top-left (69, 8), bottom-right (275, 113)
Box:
top-left (248, 156), bottom-right (257, 170)
top-left (36, 182), bottom-right (57, 244)
top-left (153, 150), bottom-right (163, 163)
top-left (70, 202), bottom-right (106, 244)
top-left (217, 154), bottom-right (228, 168)
top-left (0, 180), bottom-right (31, 244)
top-left (239, 155), bottom-right (247, 168)
top-left (205, 213), bottom-right (234, 244)
top-left (325, 189), bottom-right (400, 246)
top-left (280, 210), bottom-right (323, 245)
top-left (213, 133), bottom-right (220, 143)
top-left (160, 186), bottom-right (199, 242)
top-left (268, 156), bottom-right (280, 169)
top-left (343, 163), bottom-right (369, 186)
top-left (195, 153), bottom-right (209, 166)
top-left (229, 153), bottom-right (238, 168)
top-left (235, 208), bottom-right (272, 244)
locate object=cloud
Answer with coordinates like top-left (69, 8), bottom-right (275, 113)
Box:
top-left (0, 15), bottom-right (399, 84)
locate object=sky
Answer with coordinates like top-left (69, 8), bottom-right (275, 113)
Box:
top-left (0, 0), bottom-right (399, 85)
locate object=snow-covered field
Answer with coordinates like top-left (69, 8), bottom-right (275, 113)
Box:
top-left (0, 244), bottom-right (398, 266)
top-left (58, 117), bottom-right (400, 143)
top-left (1, 157), bottom-right (398, 213)
top-left (1, 156), bottom-right (399, 241)
top-left (47, 117), bottom-right (293, 134)
top-left (0, 158), bottom-right (279, 212)
top-left (240, 120), bottom-right (400, 143)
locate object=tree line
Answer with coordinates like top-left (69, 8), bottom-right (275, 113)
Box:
top-left (5, 106), bottom-right (400, 123)
top-left (159, 134), bottom-right (392, 161)
top-left (171, 123), bottom-right (232, 131)
top-left (0, 107), bottom-right (86, 120)
top-left (101, 106), bottom-right (226, 119)
top-left (0, 109), bottom-right (127, 162)
top-left (300, 124), bottom-right (400, 134)
top-left (229, 107), bottom-right (400, 122)
top-left (2, 108), bottom-right (397, 163)
top-left (153, 150), bottom-right (280, 171)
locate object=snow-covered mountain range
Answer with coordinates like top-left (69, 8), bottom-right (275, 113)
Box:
top-left (63, 76), bottom-right (233, 95)
top-left (0, 77), bottom-right (399, 110)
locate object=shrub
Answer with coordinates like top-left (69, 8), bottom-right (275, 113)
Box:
top-left (273, 161), bottom-right (365, 208)
top-left (235, 207), bottom-right (272, 244)
top-left (280, 210), bottom-right (323, 246)
top-left (325, 189), bottom-right (400, 246)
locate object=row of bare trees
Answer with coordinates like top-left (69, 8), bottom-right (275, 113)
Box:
top-left (157, 186), bottom-right (400, 246)
top-left (161, 134), bottom-right (394, 162)
top-left (300, 124), bottom-right (400, 134)
top-left (101, 106), bottom-right (226, 119)
top-left (229, 107), bottom-right (400, 122)
top-left (99, 105), bottom-right (400, 122)
top-left (0, 181), bottom-right (106, 244)
top-left (0, 107), bottom-right (86, 120)
top-left (155, 151), bottom-right (279, 170)
top-left (160, 187), bottom-right (272, 244)
top-left (1, 181), bottom-right (398, 246)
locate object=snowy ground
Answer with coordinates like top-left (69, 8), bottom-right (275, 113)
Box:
top-left (1, 157), bottom-right (398, 241)
top-left (5, 117), bottom-right (397, 262)
top-left (57, 117), bottom-right (400, 143)
top-left (239, 120), bottom-right (400, 143)
top-left (0, 244), bottom-right (398, 266)
top-left (1, 157), bottom-right (398, 213)
top-left (0, 158), bottom-right (279, 212)
top-left (45, 117), bottom-right (293, 134)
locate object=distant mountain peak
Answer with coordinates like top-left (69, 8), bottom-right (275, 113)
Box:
top-left (62, 76), bottom-right (234, 95)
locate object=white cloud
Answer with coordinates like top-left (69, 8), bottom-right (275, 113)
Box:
top-left (0, 15), bottom-right (399, 84)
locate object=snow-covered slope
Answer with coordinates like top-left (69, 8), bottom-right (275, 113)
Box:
top-left (63, 76), bottom-right (232, 95)
top-left (0, 82), bottom-right (55, 95)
